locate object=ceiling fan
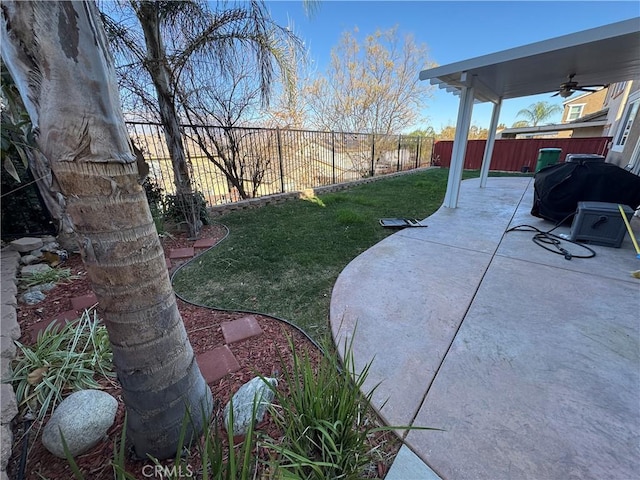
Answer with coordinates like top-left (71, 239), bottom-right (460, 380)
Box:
top-left (552, 74), bottom-right (608, 98)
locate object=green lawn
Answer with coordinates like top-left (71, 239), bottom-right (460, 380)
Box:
top-left (172, 168), bottom-right (529, 342)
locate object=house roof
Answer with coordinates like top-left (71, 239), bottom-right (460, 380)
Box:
top-left (573, 108), bottom-right (609, 123)
top-left (497, 121), bottom-right (607, 138)
top-left (419, 18), bottom-right (640, 103)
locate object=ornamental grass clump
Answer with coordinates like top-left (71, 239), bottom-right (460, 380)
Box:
top-left (6, 308), bottom-right (114, 420)
top-left (263, 335), bottom-right (411, 479)
top-left (21, 267), bottom-right (79, 288)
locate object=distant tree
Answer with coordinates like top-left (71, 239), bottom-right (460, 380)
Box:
top-left (304, 26), bottom-right (434, 134)
top-left (437, 125), bottom-right (457, 140)
top-left (511, 120), bottom-right (530, 128)
top-left (515, 101), bottom-right (562, 127)
top-left (434, 123), bottom-right (489, 140)
top-left (407, 127), bottom-right (436, 137)
top-left (468, 125), bottom-right (489, 139)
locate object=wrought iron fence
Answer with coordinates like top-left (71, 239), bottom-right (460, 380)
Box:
top-left (126, 122), bottom-right (434, 207)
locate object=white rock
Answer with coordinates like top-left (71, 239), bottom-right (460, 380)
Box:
top-left (42, 390), bottom-right (118, 458)
top-left (224, 377), bottom-right (277, 437)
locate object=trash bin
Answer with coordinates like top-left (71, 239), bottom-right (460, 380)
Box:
top-left (535, 148), bottom-right (562, 172)
top-left (565, 153), bottom-right (605, 163)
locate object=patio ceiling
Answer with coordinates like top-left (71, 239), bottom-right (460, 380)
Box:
top-left (419, 18), bottom-right (640, 104)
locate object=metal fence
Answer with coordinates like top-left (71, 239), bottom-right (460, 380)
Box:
top-left (126, 122), bottom-right (434, 206)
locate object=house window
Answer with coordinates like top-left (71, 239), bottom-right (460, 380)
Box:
top-left (613, 94), bottom-right (640, 151)
top-left (566, 104), bottom-right (584, 122)
top-left (610, 81), bottom-right (627, 99)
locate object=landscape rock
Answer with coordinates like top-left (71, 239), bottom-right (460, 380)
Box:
top-left (21, 290), bottom-right (46, 305)
top-left (224, 376), bottom-right (277, 436)
top-left (0, 386), bottom-right (17, 472)
top-left (0, 279), bottom-right (17, 300)
top-left (0, 250), bottom-right (20, 275)
top-left (0, 358), bottom-right (12, 381)
top-left (42, 390), bottom-right (118, 458)
top-left (0, 425), bottom-right (12, 473)
top-left (0, 337), bottom-right (16, 361)
top-left (29, 282), bottom-right (57, 294)
top-left (9, 237), bottom-right (43, 253)
top-left (42, 241), bottom-right (60, 252)
top-left (20, 254), bottom-right (40, 265)
top-left (21, 263), bottom-right (52, 277)
top-left (0, 384), bottom-right (17, 426)
top-left (1, 304), bottom-right (20, 340)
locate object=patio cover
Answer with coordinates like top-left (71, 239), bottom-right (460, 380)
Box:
top-left (419, 18), bottom-right (640, 208)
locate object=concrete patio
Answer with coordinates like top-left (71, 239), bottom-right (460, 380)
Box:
top-left (330, 175), bottom-right (640, 479)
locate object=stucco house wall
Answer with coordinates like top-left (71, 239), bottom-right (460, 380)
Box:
top-left (561, 88), bottom-right (608, 124)
top-left (605, 80), bottom-right (640, 169)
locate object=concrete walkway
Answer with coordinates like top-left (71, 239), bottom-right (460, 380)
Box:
top-left (330, 176), bottom-right (640, 480)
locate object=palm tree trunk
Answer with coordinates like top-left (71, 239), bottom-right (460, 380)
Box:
top-left (1, 0), bottom-right (212, 459)
top-left (136, 1), bottom-right (201, 238)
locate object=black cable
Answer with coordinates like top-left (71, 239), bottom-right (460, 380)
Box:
top-left (17, 414), bottom-right (33, 480)
top-left (506, 213), bottom-right (596, 261)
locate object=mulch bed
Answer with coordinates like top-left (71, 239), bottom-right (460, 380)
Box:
top-left (7, 224), bottom-right (399, 479)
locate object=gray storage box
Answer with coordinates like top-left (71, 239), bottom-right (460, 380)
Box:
top-left (568, 201), bottom-right (633, 248)
top-left (565, 153), bottom-right (605, 163)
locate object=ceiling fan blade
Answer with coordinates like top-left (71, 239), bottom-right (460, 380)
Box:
top-left (551, 92), bottom-right (560, 97)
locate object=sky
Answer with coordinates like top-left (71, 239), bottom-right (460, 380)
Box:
top-left (266, 0), bottom-right (640, 132)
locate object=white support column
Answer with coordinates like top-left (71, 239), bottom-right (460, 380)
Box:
top-left (444, 74), bottom-right (475, 208)
top-left (479, 97), bottom-right (502, 188)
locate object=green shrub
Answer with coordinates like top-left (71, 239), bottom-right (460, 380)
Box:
top-left (6, 309), bottom-right (114, 420)
top-left (163, 191), bottom-right (210, 226)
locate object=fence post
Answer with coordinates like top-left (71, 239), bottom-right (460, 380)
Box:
top-left (415, 137), bottom-right (420, 169)
top-left (276, 127), bottom-right (285, 193)
top-left (370, 134), bottom-right (375, 177)
top-left (397, 135), bottom-right (402, 172)
top-left (331, 131), bottom-right (336, 184)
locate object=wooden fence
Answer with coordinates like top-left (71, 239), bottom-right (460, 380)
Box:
top-left (432, 137), bottom-right (612, 171)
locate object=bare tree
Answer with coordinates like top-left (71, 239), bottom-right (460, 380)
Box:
top-left (304, 26), bottom-right (435, 135)
top-left (1, 1), bottom-right (211, 459)
top-left (180, 62), bottom-right (278, 200)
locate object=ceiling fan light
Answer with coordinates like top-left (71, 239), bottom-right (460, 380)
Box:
top-left (560, 90), bottom-right (573, 98)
